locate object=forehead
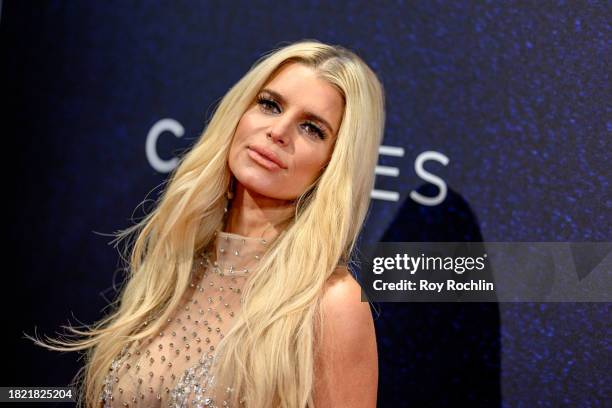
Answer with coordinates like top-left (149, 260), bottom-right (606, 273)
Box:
top-left (262, 63), bottom-right (344, 134)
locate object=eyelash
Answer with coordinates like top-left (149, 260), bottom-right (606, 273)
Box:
top-left (256, 95), bottom-right (327, 140)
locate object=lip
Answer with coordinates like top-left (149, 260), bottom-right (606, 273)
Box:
top-left (247, 145), bottom-right (287, 170)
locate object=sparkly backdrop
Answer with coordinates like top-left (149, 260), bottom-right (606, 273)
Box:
top-left (3, 1), bottom-right (609, 407)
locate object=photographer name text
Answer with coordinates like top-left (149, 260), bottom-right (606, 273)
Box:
top-left (372, 279), bottom-right (494, 292)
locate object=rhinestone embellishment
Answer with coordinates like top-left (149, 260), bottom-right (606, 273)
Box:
top-left (99, 230), bottom-right (267, 407)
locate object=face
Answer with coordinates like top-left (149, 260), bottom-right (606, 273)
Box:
top-left (228, 62), bottom-right (344, 201)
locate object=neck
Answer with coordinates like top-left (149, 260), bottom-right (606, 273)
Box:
top-left (224, 181), bottom-right (295, 241)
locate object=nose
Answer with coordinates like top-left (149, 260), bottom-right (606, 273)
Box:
top-left (266, 117), bottom-right (291, 145)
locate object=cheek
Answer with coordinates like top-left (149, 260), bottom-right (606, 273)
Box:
top-left (232, 120), bottom-right (249, 146)
top-left (228, 116), bottom-right (254, 160)
top-left (228, 136), bottom-right (240, 165)
top-left (233, 110), bottom-right (260, 140)
top-left (290, 148), bottom-right (331, 181)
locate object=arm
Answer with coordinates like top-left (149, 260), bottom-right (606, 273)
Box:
top-left (313, 267), bottom-right (378, 408)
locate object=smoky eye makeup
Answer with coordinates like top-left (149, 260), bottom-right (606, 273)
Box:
top-left (256, 93), bottom-right (279, 112)
top-left (255, 92), bottom-right (327, 140)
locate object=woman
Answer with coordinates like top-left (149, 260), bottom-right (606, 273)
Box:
top-left (34, 39), bottom-right (386, 407)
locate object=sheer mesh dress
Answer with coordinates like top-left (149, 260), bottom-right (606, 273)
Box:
top-left (100, 230), bottom-right (269, 407)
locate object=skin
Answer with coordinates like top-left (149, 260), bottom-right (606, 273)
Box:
top-left (315, 268), bottom-right (379, 408)
top-left (226, 62), bottom-right (343, 239)
top-left (226, 61), bottom-right (378, 407)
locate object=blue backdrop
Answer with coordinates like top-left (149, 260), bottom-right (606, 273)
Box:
top-left (3, 1), bottom-right (609, 407)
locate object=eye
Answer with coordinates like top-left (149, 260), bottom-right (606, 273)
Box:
top-left (256, 93), bottom-right (327, 140)
top-left (302, 121), bottom-right (326, 140)
top-left (256, 95), bottom-right (280, 113)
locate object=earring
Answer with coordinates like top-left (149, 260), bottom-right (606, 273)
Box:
top-left (224, 177), bottom-right (234, 214)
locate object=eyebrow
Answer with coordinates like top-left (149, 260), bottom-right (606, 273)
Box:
top-left (259, 88), bottom-right (336, 135)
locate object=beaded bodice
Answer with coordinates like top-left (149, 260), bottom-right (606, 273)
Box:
top-left (101, 230), bottom-right (269, 408)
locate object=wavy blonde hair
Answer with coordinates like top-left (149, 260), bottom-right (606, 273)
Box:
top-left (30, 39), bottom-right (385, 407)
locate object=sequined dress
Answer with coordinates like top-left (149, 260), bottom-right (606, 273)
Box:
top-left (100, 230), bottom-right (269, 408)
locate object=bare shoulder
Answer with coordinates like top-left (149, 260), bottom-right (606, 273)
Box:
top-left (314, 266), bottom-right (378, 407)
top-left (321, 266), bottom-right (371, 329)
top-left (319, 266), bottom-right (375, 351)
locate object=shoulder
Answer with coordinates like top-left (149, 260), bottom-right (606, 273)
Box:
top-left (313, 266), bottom-right (378, 407)
top-left (321, 266), bottom-right (371, 330)
top-left (319, 266), bottom-right (376, 351)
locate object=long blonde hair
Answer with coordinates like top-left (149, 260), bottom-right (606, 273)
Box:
top-left (30, 39), bottom-right (385, 407)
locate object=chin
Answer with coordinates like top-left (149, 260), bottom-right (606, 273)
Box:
top-left (236, 174), bottom-right (273, 193)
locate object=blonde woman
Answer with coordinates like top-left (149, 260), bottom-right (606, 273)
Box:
top-left (33, 39), bottom-right (386, 407)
